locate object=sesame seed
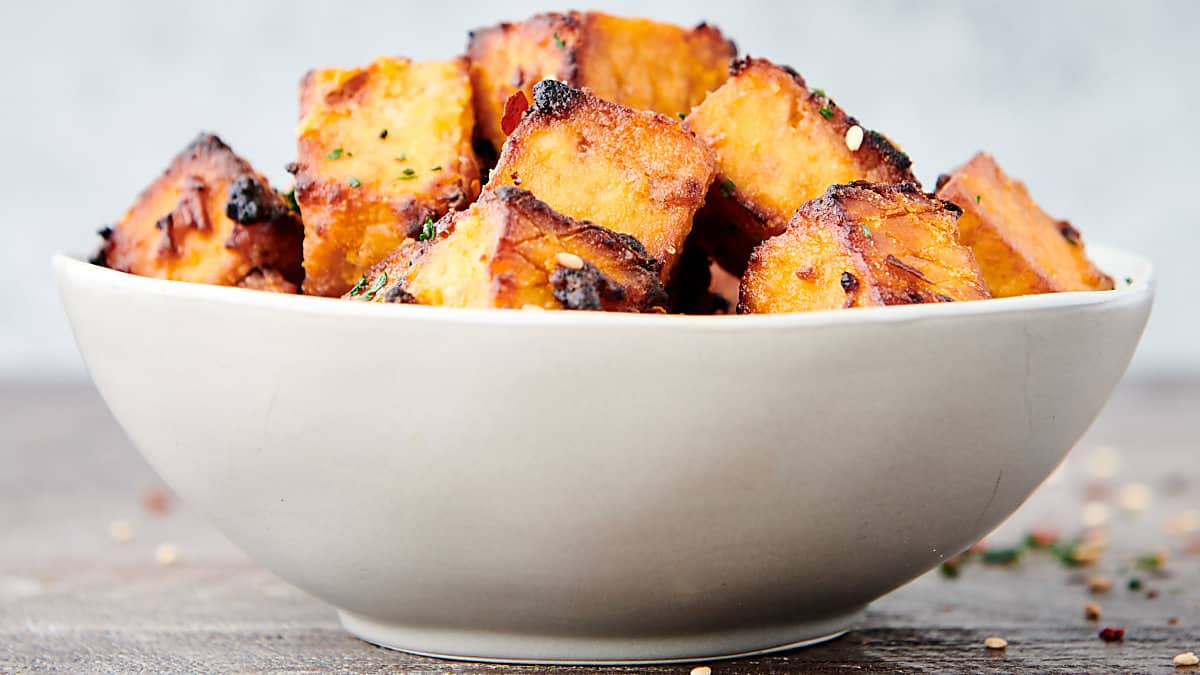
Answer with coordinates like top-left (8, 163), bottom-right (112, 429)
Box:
top-left (108, 520), bottom-right (133, 543)
top-left (1086, 445), bottom-right (1121, 479)
top-left (1175, 652), bottom-right (1199, 667)
top-left (155, 543), bottom-right (178, 566)
top-left (1118, 482), bottom-right (1152, 512)
top-left (1085, 602), bottom-right (1102, 620)
top-left (845, 125), bottom-right (864, 152)
top-left (1166, 509), bottom-right (1200, 535)
top-left (690, 667), bottom-right (712, 675)
top-left (555, 252), bottom-right (584, 270)
top-left (1083, 501), bottom-right (1111, 528)
top-left (1087, 575), bottom-right (1113, 594)
top-left (983, 636), bottom-right (1007, 650)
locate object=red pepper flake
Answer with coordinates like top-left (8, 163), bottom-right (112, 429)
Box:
top-left (141, 488), bottom-right (169, 515)
top-left (1168, 616), bottom-right (1179, 625)
top-left (501, 90), bottom-right (529, 135)
top-left (1026, 527), bottom-right (1058, 548)
top-left (1098, 626), bottom-right (1124, 642)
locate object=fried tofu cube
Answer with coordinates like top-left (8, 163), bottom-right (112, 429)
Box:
top-left (740, 182), bottom-right (991, 314)
top-left (99, 133), bottom-right (303, 289)
top-left (352, 186), bottom-right (667, 311)
top-left (486, 79), bottom-right (716, 279)
top-left (295, 56), bottom-right (480, 296)
top-left (685, 57), bottom-right (917, 258)
top-left (935, 153), bottom-right (1114, 297)
top-left (468, 11), bottom-right (735, 152)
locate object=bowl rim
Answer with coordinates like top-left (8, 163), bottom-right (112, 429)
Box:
top-left (53, 243), bottom-right (1154, 331)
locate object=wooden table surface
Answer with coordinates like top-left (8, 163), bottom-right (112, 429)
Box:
top-left (3, 380), bottom-right (1198, 674)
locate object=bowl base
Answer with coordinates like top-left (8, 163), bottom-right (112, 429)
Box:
top-left (338, 607), bottom-right (862, 665)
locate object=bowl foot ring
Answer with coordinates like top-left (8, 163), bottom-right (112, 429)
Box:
top-left (339, 607), bottom-right (862, 665)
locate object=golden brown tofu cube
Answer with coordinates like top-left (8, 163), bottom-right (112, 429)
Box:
top-left (468, 11), bottom-right (735, 153)
top-left (935, 152), bottom-right (1114, 297)
top-left (486, 79), bottom-right (716, 279)
top-left (740, 182), bottom-right (991, 314)
top-left (99, 133), bottom-right (303, 289)
top-left (685, 57), bottom-right (916, 268)
top-left (351, 186), bottom-right (667, 311)
top-left (295, 56), bottom-right (480, 296)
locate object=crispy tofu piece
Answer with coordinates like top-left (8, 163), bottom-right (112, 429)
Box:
top-left (99, 133), bottom-right (303, 289)
top-left (685, 57), bottom-right (916, 263)
top-left (295, 56), bottom-right (480, 296)
top-left (486, 80), bottom-right (716, 279)
top-left (468, 11), bottom-right (735, 152)
top-left (353, 186), bottom-right (667, 311)
top-left (935, 153), bottom-right (1114, 297)
top-left (740, 182), bottom-right (990, 314)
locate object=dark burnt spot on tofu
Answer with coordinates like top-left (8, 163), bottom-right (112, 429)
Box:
top-left (864, 130), bottom-right (913, 173)
top-left (934, 173), bottom-right (951, 192)
top-left (935, 294), bottom-right (955, 302)
top-left (551, 260), bottom-right (626, 310)
top-left (226, 175), bottom-right (283, 225)
top-left (97, 225), bottom-right (113, 240)
top-left (1058, 220), bottom-right (1081, 246)
top-left (840, 271), bottom-right (860, 294)
top-left (532, 79), bottom-right (582, 117)
top-left (383, 283), bottom-right (416, 304)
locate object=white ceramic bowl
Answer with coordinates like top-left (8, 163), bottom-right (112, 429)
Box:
top-left (55, 246), bottom-right (1152, 664)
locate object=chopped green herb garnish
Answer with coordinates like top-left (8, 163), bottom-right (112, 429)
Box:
top-left (1135, 554), bottom-right (1162, 571)
top-left (812, 87), bottom-right (826, 97)
top-left (402, 168), bottom-right (415, 176)
top-left (347, 274), bottom-right (368, 296)
top-left (976, 194), bottom-right (982, 205)
top-left (676, 112), bottom-right (686, 120)
top-left (553, 32), bottom-right (566, 48)
top-left (396, 174), bottom-right (417, 181)
top-left (326, 148), bottom-right (344, 160)
top-left (431, 165), bottom-right (442, 171)
top-left (282, 187), bottom-right (299, 213)
top-left (398, 153), bottom-right (407, 161)
top-left (861, 224), bottom-right (872, 238)
top-left (1128, 577), bottom-right (1143, 590)
top-left (379, 129), bottom-right (388, 139)
top-left (348, 176), bottom-right (362, 188)
top-left (345, 151), bottom-right (353, 158)
top-left (981, 547), bottom-right (1022, 566)
top-left (418, 216), bottom-right (436, 241)
top-left (1124, 276), bottom-right (1133, 285)
top-left (719, 178), bottom-right (736, 198)
top-left (939, 561), bottom-right (961, 578)
top-left (818, 106), bottom-right (834, 120)
top-left (364, 272), bottom-right (387, 300)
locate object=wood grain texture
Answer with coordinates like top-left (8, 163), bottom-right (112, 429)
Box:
top-left (2, 381), bottom-right (1198, 674)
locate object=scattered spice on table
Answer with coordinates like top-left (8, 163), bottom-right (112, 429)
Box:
top-left (983, 636), bottom-right (1008, 650)
top-left (155, 542), bottom-right (178, 566)
top-left (108, 519), bottom-right (133, 543)
top-left (1099, 627), bottom-right (1125, 642)
top-left (1084, 602), bottom-right (1102, 620)
top-left (1087, 575), bottom-right (1113, 594)
top-left (141, 487), bottom-right (169, 515)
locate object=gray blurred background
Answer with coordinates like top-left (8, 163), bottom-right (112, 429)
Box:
top-left (2, 0), bottom-right (1196, 379)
